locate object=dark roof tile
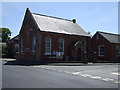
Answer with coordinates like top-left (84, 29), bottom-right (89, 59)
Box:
top-left (98, 31), bottom-right (120, 44)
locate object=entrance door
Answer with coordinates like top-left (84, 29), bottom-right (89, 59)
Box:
top-left (76, 48), bottom-right (82, 61)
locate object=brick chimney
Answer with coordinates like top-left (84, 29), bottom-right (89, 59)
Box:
top-left (72, 19), bottom-right (76, 23)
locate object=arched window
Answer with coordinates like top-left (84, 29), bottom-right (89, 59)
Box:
top-left (14, 44), bottom-right (19, 52)
top-left (32, 35), bottom-right (36, 52)
top-left (59, 38), bottom-right (64, 53)
top-left (20, 38), bottom-right (23, 52)
top-left (116, 45), bottom-right (120, 57)
top-left (45, 37), bottom-right (51, 55)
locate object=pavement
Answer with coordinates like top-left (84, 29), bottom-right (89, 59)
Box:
top-left (1, 58), bottom-right (120, 66)
top-left (45, 62), bottom-right (119, 66)
top-left (1, 58), bottom-right (16, 61)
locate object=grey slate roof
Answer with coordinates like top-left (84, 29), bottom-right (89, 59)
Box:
top-left (32, 13), bottom-right (89, 36)
top-left (98, 31), bottom-right (120, 44)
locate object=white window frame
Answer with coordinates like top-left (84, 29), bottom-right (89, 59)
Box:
top-left (45, 37), bottom-right (51, 55)
top-left (116, 45), bottom-right (120, 57)
top-left (58, 38), bottom-right (64, 54)
top-left (98, 45), bottom-right (104, 56)
top-left (32, 35), bottom-right (36, 53)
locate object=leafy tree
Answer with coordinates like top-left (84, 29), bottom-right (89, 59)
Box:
top-left (0, 28), bottom-right (12, 42)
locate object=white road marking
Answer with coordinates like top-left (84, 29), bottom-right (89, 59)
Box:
top-left (102, 78), bottom-right (114, 81)
top-left (71, 71), bottom-right (115, 82)
top-left (65, 71), bottom-right (118, 83)
top-left (72, 72), bottom-right (81, 75)
top-left (101, 78), bottom-right (112, 81)
top-left (114, 81), bottom-right (120, 84)
top-left (57, 70), bottom-right (63, 72)
top-left (111, 72), bottom-right (120, 75)
top-left (50, 68), bottom-right (57, 71)
top-left (41, 67), bottom-right (46, 69)
top-left (80, 74), bottom-right (88, 77)
top-left (90, 76), bottom-right (102, 79)
top-left (89, 76), bottom-right (102, 79)
top-left (84, 74), bottom-right (94, 78)
top-left (32, 66), bottom-right (39, 67)
top-left (32, 66), bottom-right (119, 84)
top-left (46, 68), bottom-right (51, 70)
top-left (63, 71), bottom-right (71, 74)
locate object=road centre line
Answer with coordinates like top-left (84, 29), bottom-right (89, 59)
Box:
top-left (114, 81), bottom-right (120, 84)
top-left (32, 66), bottom-right (118, 84)
top-left (49, 68), bottom-right (57, 71)
top-left (63, 71), bottom-right (73, 74)
top-left (111, 72), bottom-right (120, 75)
top-left (46, 67), bottom-right (115, 83)
top-left (72, 72), bottom-right (81, 75)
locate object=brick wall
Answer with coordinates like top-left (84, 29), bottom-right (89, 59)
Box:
top-left (39, 31), bottom-right (90, 62)
top-left (91, 32), bottom-right (120, 62)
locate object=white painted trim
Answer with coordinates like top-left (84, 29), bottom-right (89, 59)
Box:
top-left (45, 53), bottom-right (51, 55)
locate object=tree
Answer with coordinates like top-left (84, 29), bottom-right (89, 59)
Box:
top-left (0, 28), bottom-right (12, 42)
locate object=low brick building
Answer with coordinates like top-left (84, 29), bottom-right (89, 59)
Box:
top-left (7, 35), bottom-right (19, 58)
top-left (17, 8), bottom-right (90, 63)
top-left (91, 31), bottom-right (120, 62)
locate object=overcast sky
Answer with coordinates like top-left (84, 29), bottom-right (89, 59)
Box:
top-left (2, 2), bottom-right (118, 38)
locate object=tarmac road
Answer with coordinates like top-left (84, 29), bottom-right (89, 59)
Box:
top-left (2, 60), bottom-right (119, 88)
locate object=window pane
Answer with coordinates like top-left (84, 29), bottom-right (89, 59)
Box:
top-left (59, 47), bottom-right (63, 52)
top-left (99, 46), bottom-right (104, 56)
top-left (59, 39), bottom-right (63, 43)
top-left (116, 46), bottom-right (120, 56)
top-left (59, 43), bottom-right (63, 47)
top-left (45, 48), bottom-right (50, 53)
top-left (46, 42), bottom-right (50, 47)
top-left (32, 35), bottom-right (36, 52)
top-left (21, 39), bottom-right (23, 52)
top-left (45, 37), bottom-right (51, 54)
top-left (59, 39), bottom-right (64, 53)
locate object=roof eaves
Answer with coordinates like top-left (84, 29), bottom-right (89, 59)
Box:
top-left (41, 30), bottom-right (89, 37)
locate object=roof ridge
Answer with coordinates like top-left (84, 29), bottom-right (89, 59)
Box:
top-left (98, 31), bottom-right (120, 36)
top-left (32, 13), bottom-right (72, 22)
top-left (10, 34), bottom-right (19, 40)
